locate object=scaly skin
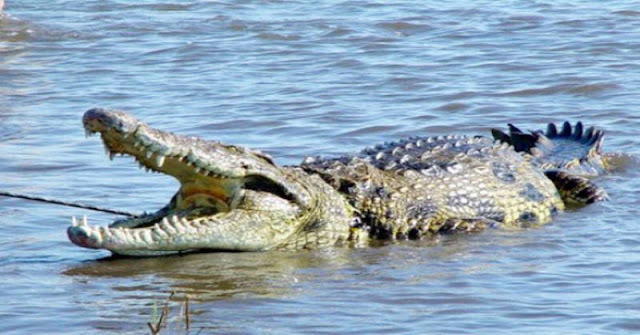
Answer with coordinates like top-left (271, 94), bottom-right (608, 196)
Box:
top-left (68, 108), bottom-right (610, 256)
top-left (302, 135), bottom-right (564, 239)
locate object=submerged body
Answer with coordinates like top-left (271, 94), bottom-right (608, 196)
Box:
top-left (68, 108), bottom-right (612, 256)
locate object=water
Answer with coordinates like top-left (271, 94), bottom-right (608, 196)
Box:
top-left (1, 1), bottom-right (640, 333)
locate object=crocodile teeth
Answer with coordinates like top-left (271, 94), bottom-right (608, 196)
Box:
top-left (152, 225), bottom-right (169, 238)
top-left (138, 230), bottom-right (154, 244)
top-left (112, 228), bottom-right (127, 241)
top-left (71, 215), bottom-right (89, 227)
top-left (155, 155), bottom-right (166, 168)
top-left (146, 151), bottom-right (154, 159)
top-left (100, 226), bottom-right (112, 238)
top-left (172, 217), bottom-right (185, 232)
top-left (160, 218), bottom-right (176, 233)
top-left (91, 227), bottom-right (103, 245)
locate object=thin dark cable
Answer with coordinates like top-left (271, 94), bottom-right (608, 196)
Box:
top-left (0, 191), bottom-right (139, 217)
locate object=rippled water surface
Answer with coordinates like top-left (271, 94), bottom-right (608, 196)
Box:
top-left (1, 1), bottom-right (640, 333)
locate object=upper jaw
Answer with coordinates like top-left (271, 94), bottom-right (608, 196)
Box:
top-left (83, 108), bottom-right (309, 206)
top-left (84, 107), bottom-right (262, 180)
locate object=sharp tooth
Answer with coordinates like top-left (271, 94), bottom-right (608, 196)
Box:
top-left (170, 216), bottom-right (184, 231)
top-left (146, 151), bottom-right (154, 159)
top-left (194, 167), bottom-right (201, 174)
top-left (82, 215), bottom-right (88, 227)
top-left (91, 228), bottom-right (103, 245)
top-left (124, 230), bottom-right (137, 243)
top-left (101, 226), bottom-right (112, 238)
top-left (180, 217), bottom-right (193, 228)
top-left (72, 216), bottom-right (78, 227)
top-left (112, 229), bottom-right (126, 241)
top-left (153, 225), bottom-right (169, 239)
top-left (139, 230), bottom-right (153, 244)
top-left (173, 221), bottom-right (185, 232)
top-left (156, 155), bottom-right (165, 167)
top-left (160, 219), bottom-right (176, 233)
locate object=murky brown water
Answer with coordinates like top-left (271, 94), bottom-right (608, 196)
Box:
top-left (1, 1), bottom-right (640, 333)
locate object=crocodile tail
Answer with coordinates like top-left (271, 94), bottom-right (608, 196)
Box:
top-left (545, 121), bottom-right (605, 158)
top-left (544, 171), bottom-right (608, 206)
top-left (492, 121), bottom-right (608, 176)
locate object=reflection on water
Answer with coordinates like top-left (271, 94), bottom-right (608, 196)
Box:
top-left (63, 250), bottom-right (346, 300)
top-left (1, 0), bottom-right (640, 334)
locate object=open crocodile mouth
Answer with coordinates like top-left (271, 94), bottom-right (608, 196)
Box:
top-left (67, 108), bottom-right (297, 256)
top-left (96, 127), bottom-right (246, 218)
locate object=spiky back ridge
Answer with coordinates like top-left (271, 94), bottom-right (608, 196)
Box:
top-left (302, 134), bottom-right (513, 182)
top-left (303, 134), bottom-right (563, 239)
top-left (492, 121), bottom-right (607, 177)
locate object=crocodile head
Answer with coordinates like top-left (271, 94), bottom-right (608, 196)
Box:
top-left (67, 108), bottom-right (352, 256)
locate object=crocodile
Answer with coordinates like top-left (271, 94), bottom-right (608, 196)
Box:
top-left (68, 108), bottom-right (614, 256)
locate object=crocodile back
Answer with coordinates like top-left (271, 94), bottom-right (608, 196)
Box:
top-left (302, 135), bottom-right (564, 238)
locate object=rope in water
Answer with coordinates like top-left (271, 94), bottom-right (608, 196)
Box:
top-left (0, 191), bottom-right (139, 217)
